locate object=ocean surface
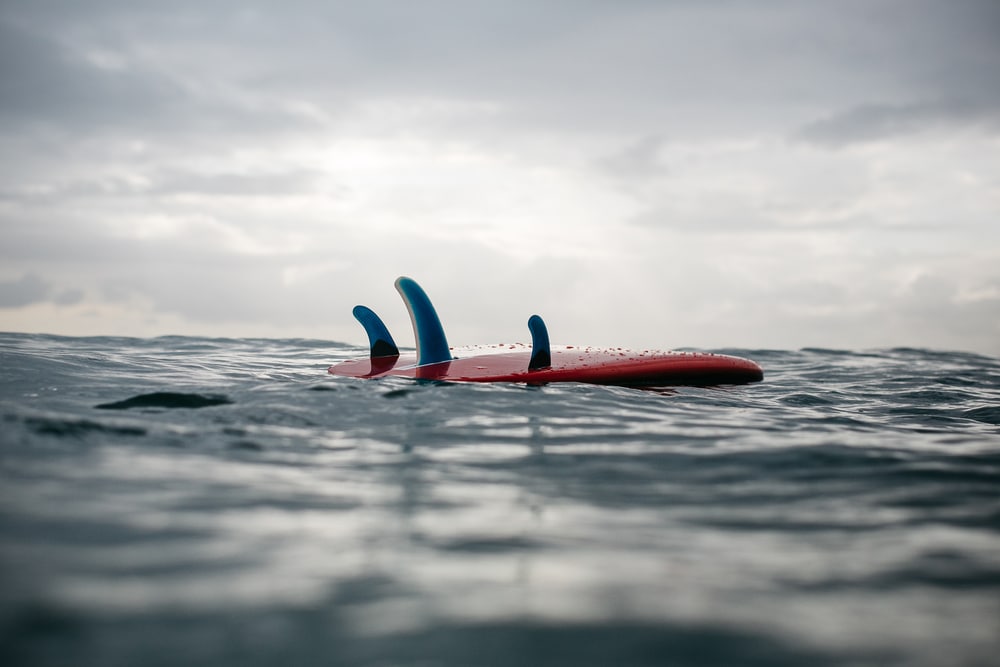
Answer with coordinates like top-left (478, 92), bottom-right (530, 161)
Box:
top-left (1, 332), bottom-right (999, 667)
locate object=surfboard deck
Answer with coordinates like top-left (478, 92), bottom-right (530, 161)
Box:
top-left (329, 344), bottom-right (763, 386)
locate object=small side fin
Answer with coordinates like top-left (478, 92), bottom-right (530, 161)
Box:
top-left (394, 277), bottom-right (452, 366)
top-left (352, 305), bottom-right (399, 358)
top-left (528, 314), bottom-right (551, 370)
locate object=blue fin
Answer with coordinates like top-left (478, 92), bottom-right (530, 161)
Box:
top-left (394, 277), bottom-right (452, 366)
top-left (528, 314), bottom-right (551, 370)
top-left (352, 305), bottom-right (399, 358)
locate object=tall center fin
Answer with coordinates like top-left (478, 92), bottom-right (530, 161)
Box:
top-left (352, 305), bottom-right (399, 358)
top-left (528, 314), bottom-right (551, 370)
top-left (394, 276), bottom-right (452, 366)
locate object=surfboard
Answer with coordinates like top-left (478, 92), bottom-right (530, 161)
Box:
top-left (331, 345), bottom-right (762, 386)
top-left (328, 277), bottom-right (763, 387)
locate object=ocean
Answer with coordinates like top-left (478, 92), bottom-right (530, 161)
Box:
top-left (1, 332), bottom-right (998, 666)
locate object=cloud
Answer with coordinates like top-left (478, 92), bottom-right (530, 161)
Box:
top-left (0, 272), bottom-right (84, 309)
top-left (0, 273), bottom-right (50, 308)
top-left (3, 0), bottom-right (992, 140)
top-left (796, 99), bottom-right (1000, 147)
top-left (0, 1), bottom-right (998, 353)
top-left (0, 18), bottom-right (180, 130)
top-left (0, 12), bottom-right (326, 141)
top-left (53, 288), bottom-right (85, 306)
top-left (145, 168), bottom-right (328, 198)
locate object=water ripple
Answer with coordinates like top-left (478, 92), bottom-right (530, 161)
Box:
top-left (1, 334), bottom-right (999, 666)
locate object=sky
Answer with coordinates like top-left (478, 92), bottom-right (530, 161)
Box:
top-left (1, 0), bottom-right (998, 354)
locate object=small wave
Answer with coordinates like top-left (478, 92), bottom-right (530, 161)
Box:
top-left (963, 405), bottom-right (1000, 425)
top-left (95, 392), bottom-right (232, 410)
top-left (23, 416), bottom-right (146, 437)
top-left (778, 392), bottom-right (833, 407)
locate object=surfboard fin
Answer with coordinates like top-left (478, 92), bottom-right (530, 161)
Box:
top-left (395, 276), bottom-right (452, 366)
top-left (352, 305), bottom-right (399, 359)
top-left (528, 314), bottom-right (551, 370)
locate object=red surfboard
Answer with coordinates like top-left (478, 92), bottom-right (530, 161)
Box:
top-left (330, 344), bottom-right (763, 386)
top-left (328, 277), bottom-right (763, 387)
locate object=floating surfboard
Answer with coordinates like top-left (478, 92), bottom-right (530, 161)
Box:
top-left (329, 277), bottom-right (763, 387)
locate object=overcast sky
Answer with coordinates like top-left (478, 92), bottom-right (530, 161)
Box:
top-left (1, 0), bottom-right (998, 354)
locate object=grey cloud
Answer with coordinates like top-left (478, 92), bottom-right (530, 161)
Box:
top-left (598, 136), bottom-right (671, 192)
top-left (0, 272), bottom-right (85, 307)
top-left (52, 168), bottom-right (326, 199)
top-left (0, 273), bottom-right (50, 307)
top-left (0, 18), bottom-right (180, 129)
top-left (53, 288), bottom-right (84, 306)
top-left (0, 13), bottom-right (323, 139)
top-left (102, 266), bottom-right (297, 325)
top-left (0, 162), bottom-right (332, 204)
top-left (628, 203), bottom-right (775, 233)
top-left (6, 0), bottom-right (998, 142)
top-left (1, 218), bottom-right (141, 264)
top-left (796, 99), bottom-right (1000, 147)
top-left (147, 168), bottom-right (329, 198)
